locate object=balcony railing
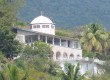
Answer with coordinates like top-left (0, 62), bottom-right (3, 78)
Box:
top-left (55, 57), bottom-right (105, 65)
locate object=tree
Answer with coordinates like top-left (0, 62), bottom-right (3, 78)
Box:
top-left (33, 40), bottom-right (52, 58)
top-left (23, 40), bottom-right (52, 72)
top-left (61, 63), bottom-right (86, 80)
top-left (0, 0), bottom-right (25, 27)
top-left (0, 64), bottom-right (28, 80)
top-left (23, 40), bottom-right (52, 57)
top-left (79, 23), bottom-right (109, 56)
top-left (0, 26), bottom-right (22, 59)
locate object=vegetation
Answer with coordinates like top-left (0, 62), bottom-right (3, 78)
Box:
top-left (56, 29), bottom-right (74, 37)
top-left (1, 0), bottom-right (110, 80)
top-left (0, 0), bottom-right (25, 27)
top-left (19, 0), bottom-right (110, 29)
top-left (61, 63), bottom-right (87, 80)
top-left (0, 64), bottom-right (28, 80)
top-left (79, 23), bottom-right (109, 59)
top-left (0, 26), bottom-right (22, 59)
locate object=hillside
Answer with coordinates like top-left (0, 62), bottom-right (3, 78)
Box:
top-left (18, 0), bottom-right (110, 30)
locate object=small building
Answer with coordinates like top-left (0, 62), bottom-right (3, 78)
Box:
top-left (14, 14), bottom-right (104, 75)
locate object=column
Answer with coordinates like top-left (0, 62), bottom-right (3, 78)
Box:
top-left (38, 34), bottom-right (40, 40)
top-left (22, 35), bottom-right (25, 43)
top-left (45, 36), bottom-right (47, 43)
top-left (52, 37), bottom-right (54, 45)
top-left (31, 25), bottom-right (33, 29)
top-left (60, 38), bottom-right (61, 46)
top-left (66, 40), bottom-right (68, 47)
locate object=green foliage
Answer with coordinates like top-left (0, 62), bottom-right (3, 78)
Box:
top-left (93, 74), bottom-right (110, 80)
top-left (83, 52), bottom-right (95, 58)
top-left (0, 0), bottom-right (25, 27)
top-left (80, 23), bottom-right (109, 54)
top-left (23, 41), bottom-right (53, 72)
top-left (21, 41), bottom-right (63, 79)
top-left (34, 40), bottom-right (52, 57)
top-left (47, 61), bottom-right (62, 76)
top-left (23, 45), bottom-right (35, 55)
top-left (0, 52), bottom-right (8, 64)
top-left (56, 29), bottom-right (73, 37)
top-left (15, 59), bottom-right (25, 70)
top-left (23, 40), bottom-right (51, 57)
top-left (33, 57), bottom-right (49, 72)
top-left (20, 0), bottom-right (110, 29)
top-left (101, 60), bottom-right (110, 74)
top-left (0, 63), bottom-right (28, 80)
top-left (61, 63), bottom-right (87, 80)
top-left (0, 26), bottom-right (22, 58)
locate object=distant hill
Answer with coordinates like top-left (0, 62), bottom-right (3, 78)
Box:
top-left (18, 0), bottom-right (110, 30)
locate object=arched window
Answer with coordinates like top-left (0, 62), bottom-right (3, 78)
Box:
top-left (56, 51), bottom-right (61, 60)
top-left (69, 54), bottom-right (74, 59)
top-left (63, 52), bottom-right (68, 59)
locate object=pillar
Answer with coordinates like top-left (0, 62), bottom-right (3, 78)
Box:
top-left (22, 35), bottom-right (25, 43)
top-left (38, 34), bottom-right (40, 40)
top-left (52, 37), bottom-right (54, 45)
top-left (60, 38), bottom-right (61, 46)
top-left (31, 36), bottom-right (33, 43)
top-left (66, 40), bottom-right (68, 47)
top-left (45, 36), bottom-right (47, 43)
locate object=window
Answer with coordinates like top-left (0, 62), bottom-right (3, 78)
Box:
top-left (74, 42), bottom-right (79, 48)
top-left (33, 25), bottom-right (36, 28)
top-left (33, 25), bottom-right (40, 28)
top-left (42, 25), bottom-right (49, 28)
top-left (36, 25), bottom-right (40, 28)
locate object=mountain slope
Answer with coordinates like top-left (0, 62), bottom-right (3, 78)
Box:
top-left (18, 0), bottom-right (110, 30)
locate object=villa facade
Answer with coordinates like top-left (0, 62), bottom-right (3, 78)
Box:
top-left (14, 14), bottom-right (82, 61)
top-left (14, 14), bottom-right (104, 75)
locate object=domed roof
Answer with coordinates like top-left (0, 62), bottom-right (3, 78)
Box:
top-left (31, 15), bottom-right (53, 24)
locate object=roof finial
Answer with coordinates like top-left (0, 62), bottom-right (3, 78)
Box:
top-left (41, 11), bottom-right (42, 16)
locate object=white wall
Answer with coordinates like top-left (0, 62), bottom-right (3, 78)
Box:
top-left (16, 30), bottom-right (37, 43)
top-left (51, 45), bottom-right (82, 60)
top-left (31, 24), bottom-right (55, 35)
top-left (15, 34), bottom-right (25, 43)
top-left (16, 29), bottom-right (82, 60)
top-left (59, 60), bottom-right (100, 75)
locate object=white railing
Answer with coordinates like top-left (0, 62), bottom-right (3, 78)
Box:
top-left (55, 57), bottom-right (105, 65)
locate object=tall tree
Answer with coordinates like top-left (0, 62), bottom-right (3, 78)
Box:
top-left (0, 64), bottom-right (28, 80)
top-left (0, 0), bottom-right (25, 27)
top-left (0, 26), bottom-right (22, 59)
top-left (61, 63), bottom-right (86, 80)
top-left (79, 23), bottom-right (109, 55)
top-left (23, 40), bottom-right (52, 72)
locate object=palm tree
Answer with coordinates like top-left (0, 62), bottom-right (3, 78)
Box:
top-left (80, 23), bottom-right (109, 54)
top-left (61, 63), bottom-right (86, 80)
top-left (0, 64), bottom-right (28, 80)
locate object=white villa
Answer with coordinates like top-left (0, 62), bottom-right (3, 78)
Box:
top-left (13, 14), bottom-right (104, 75)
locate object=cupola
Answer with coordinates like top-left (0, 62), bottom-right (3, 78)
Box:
top-left (30, 14), bottom-right (55, 35)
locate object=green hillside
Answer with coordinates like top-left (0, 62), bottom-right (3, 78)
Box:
top-left (18, 0), bottom-right (110, 30)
